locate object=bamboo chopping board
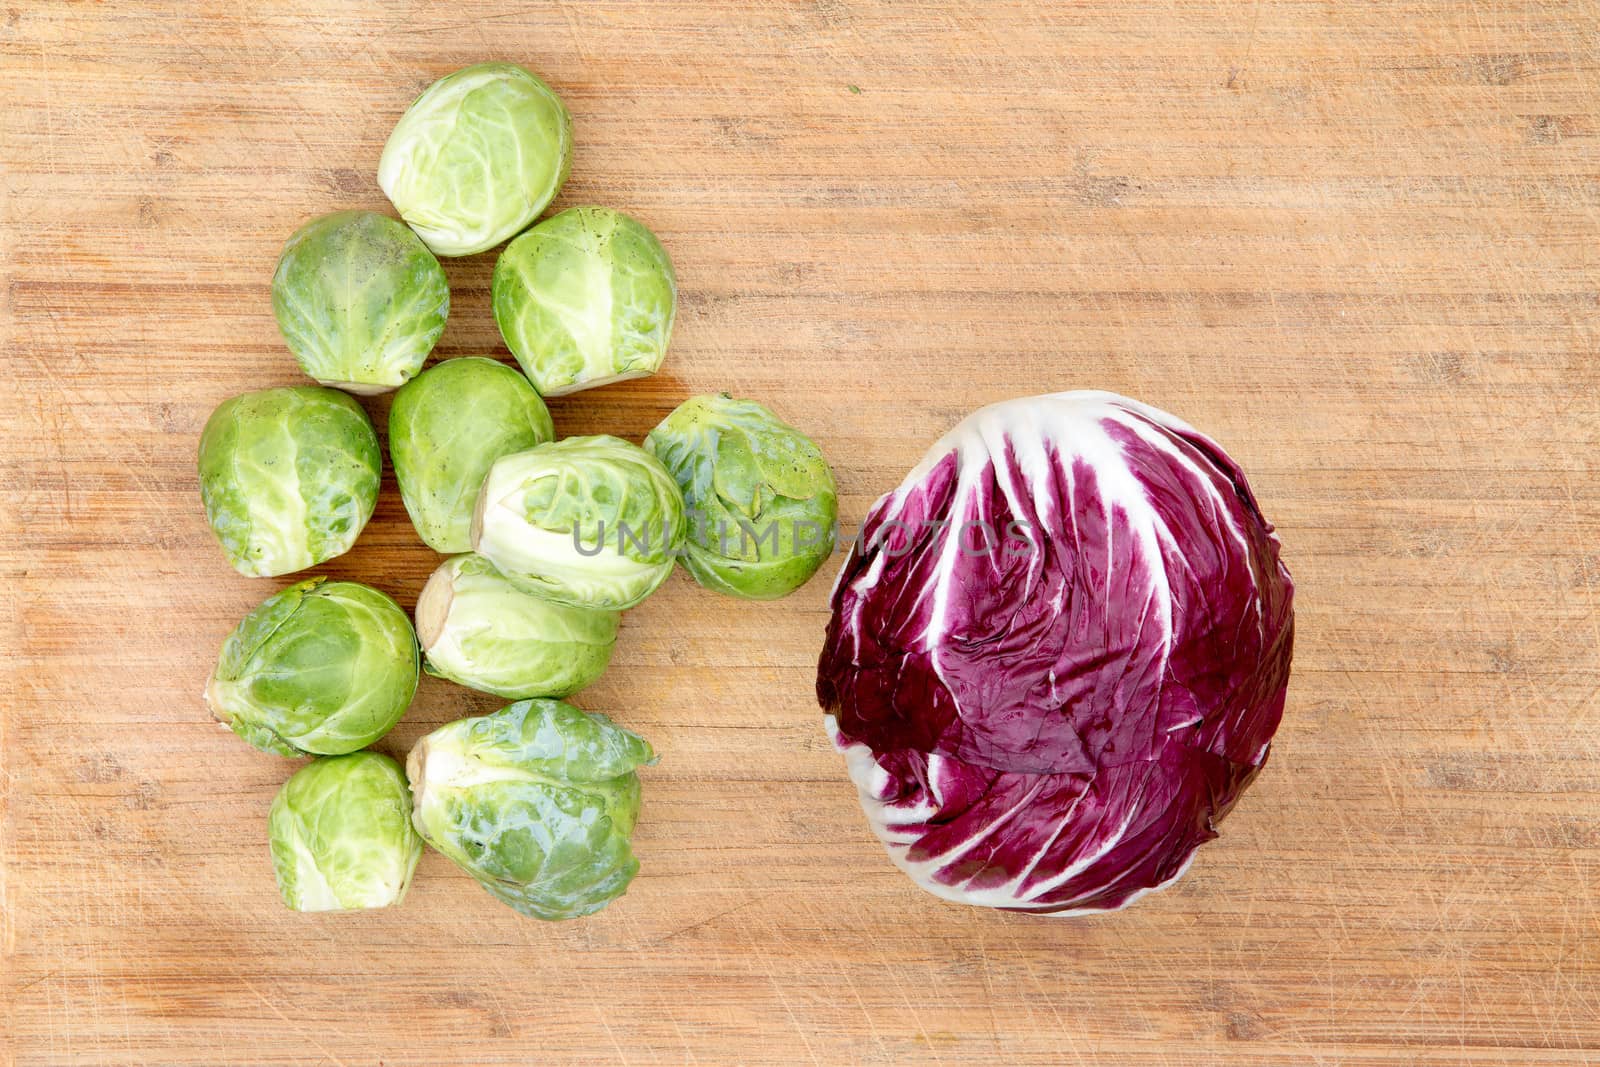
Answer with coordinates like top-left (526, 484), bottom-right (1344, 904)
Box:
top-left (5, 2), bottom-right (1598, 1064)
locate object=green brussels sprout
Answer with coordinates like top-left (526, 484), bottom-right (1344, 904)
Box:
top-left (492, 207), bottom-right (676, 396)
top-left (471, 435), bottom-right (687, 610)
top-left (268, 752), bottom-right (422, 912)
top-left (407, 699), bottom-right (655, 920)
top-left (377, 62), bottom-right (573, 257)
top-left (197, 386), bottom-right (381, 578)
top-left (206, 579), bottom-right (419, 757)
top-left (271, 211), bottom-right (449, 394)
top-left (416, 553), bottom-right (618, 699)
top-left (645, 394), bottom-right (838, 600)
top-left (389, 357), bottom-right (555, 554)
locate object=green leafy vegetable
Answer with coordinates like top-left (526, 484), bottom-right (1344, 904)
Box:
top-left (390, 358), bottom-right (554, 553)
top-left (269, 752), bottom-right (422, 912)
top-left (407, 699), bottom-right (655, 920)
top-left (646, 394), bottom-right (838, 599)
top-left (471, 435), bottom-right (687, 610)
top-left (197, 386), bottom-right (381, 578)
top-left (416, 553), bottom-right (618, 699)
top-left (492, 206), bottom-right (676, 396)
top-left (378, 62), bottom-right (572, 256)
top-left (206, 579), bottom-right (419, 756)
top-left (271, 210), bottom-right (449, 394)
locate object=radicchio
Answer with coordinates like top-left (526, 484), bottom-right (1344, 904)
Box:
top-left (817, 392), bottom-right (1294, 914)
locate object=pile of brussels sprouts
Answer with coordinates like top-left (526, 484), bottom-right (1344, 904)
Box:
top-left (196, 63), bottom-right (838, 920)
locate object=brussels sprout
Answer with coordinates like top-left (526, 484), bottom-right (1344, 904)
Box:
top-left (407, 699), bottom-right (654, 920)
top-left (471, 435), bottom-right (687, 610)
top-left (389, 358), bottom-right (554, 553)
top-left (271, 211), bottom-right (449, 394)
top-left (416, 553), bottom-right (618, 699)
top-left (645, 394), bottom-right (838, 600)
top-left (492, 207), bottom-right (676, 396)
top-left (206, 579), bottom-right (419, 757)
top-left (377, 62), bottom-right (572, 257)
top-left (197, 387), bottom-right (381, 578)
top-left (268, 752), bottom-right (422, 912)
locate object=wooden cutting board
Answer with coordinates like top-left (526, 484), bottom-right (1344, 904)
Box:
top-left (5, 2), bottom-right (1597, 1063)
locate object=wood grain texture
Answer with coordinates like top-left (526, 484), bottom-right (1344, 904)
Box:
top-left (4, 1), bottom-right (1598, 1063)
